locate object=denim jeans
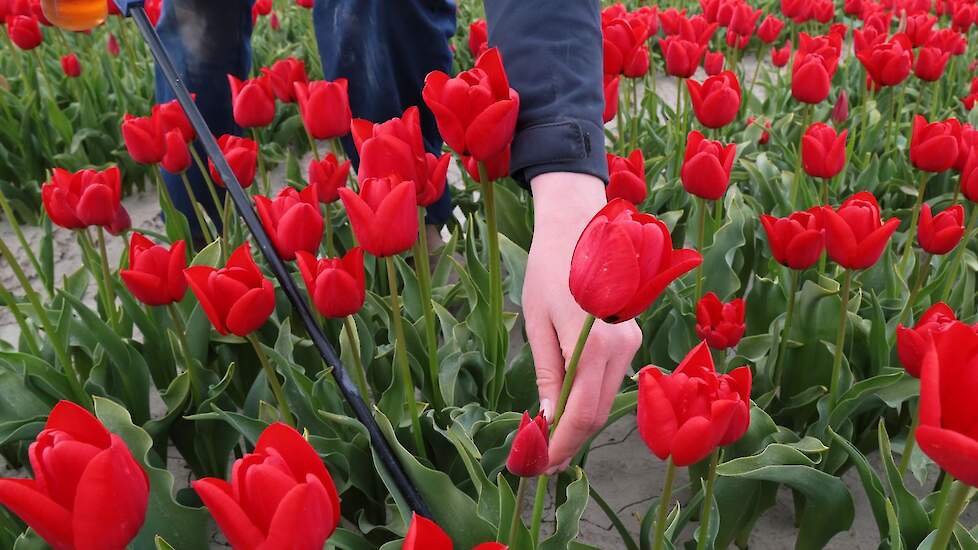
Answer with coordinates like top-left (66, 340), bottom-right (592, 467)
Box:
top-left (154, 0), bottom-right (457, 237)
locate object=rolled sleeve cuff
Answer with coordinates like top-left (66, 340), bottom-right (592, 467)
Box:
top-left (509, 118), bottom-right (608, 187)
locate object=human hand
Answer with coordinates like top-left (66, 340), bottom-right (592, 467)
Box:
top-left (523, 172), bottom-right (643, 474)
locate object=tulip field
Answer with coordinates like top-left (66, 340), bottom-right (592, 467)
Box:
top-left (5, 0), bottom-right (978, 548)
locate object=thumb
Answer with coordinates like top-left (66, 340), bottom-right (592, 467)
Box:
top-left (526, 312), bottom-right (564, 422)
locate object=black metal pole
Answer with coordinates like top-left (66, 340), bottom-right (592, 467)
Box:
top-left (128, 6), bottom-right (430, 518)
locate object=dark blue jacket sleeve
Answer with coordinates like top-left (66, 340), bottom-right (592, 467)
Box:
top-left (484, 0), bottom-right (608, 186)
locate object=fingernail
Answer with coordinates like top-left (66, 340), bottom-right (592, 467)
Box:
top-left (540, 399), bottom-right (553, 422)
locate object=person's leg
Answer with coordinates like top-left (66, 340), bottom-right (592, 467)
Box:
top-left (313, 0), bottom-right (456, 225)
top-left (154, 0), bottom-right (255, 237)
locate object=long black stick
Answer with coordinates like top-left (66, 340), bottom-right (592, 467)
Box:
top-left (127, 6), bottom-right (430, 517)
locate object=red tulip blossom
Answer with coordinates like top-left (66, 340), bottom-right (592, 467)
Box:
top-left (261, 57), bottom-right (308, 103)
top-left (905, 13), bottom-right (937, 47)
top-left (417, 153), bottom-right (451, 207)
top-left (896, 303), bottom-right (960, 378)
top-left (120, 233), bottom-right (188, 306)
top-left (729, 3), bottom-right (761, 37)
top-left (831, 91), bottom-right (849, 124)
top-left (771, 41), bottom-right (792, 67)
top-left (703, 51), bottom-right (724, 76)
top-left (295, 79), bottom-right (352, 140)
top-left (657, 7), bottom-right (688, 36)
top-left (338, 176), bottom-right (419, 258)
top-left (918, 204), bottom-right (965, 255)
top-left (791, 33), bottom-right (841, 104)
top-left (660, 36), bottom-right (707, 78)
top-left (5, 14), bottom-right (41, 49)
top-left (681, 130), bottom-right (736, 200)
top-left (153, 98), bottom-right (196, 143)
top-left (402, 513), bottom-right (506, 550)
top-left (606, 149), bottom-right (647, 204)
top-left (914, 46), bottom-right (951, 82)
top-left (910, 115), bottom-right (960, 173)
top-left (209, 134), bottom-right (258, 188)
top-left (295, 247), bottom-right (366, 319)
top-left (857, 34), bottom-right (914, 91)
top-left (121, 113), bottom-right (165, 165)
top-left (603, 16), bottom-right (652, 77)
top-left (228, 74), bottom-right (276, 128)
top-left (42, 166), bottom-right (126, 230)
top-left (161, 129), bottom-right (192, 174)
top-left (695, 292), bottom-right (746, 350)
top-left (569, 199), bottom-right (702, 323)
top-left (760, 208), bottom-right (825, 270)
top-left (506, 412), bottom-right (549, 477)
top-left (603, 75), bottom-right (620, 123)
top-left (352, 106), bottom-right (432, 190)
top-left (757, 14), bottom-right (784, 43)
top-left (184, 242), bottom-right (276, 336)
top-left (822, 192), bottom-right (900, 269)
top-left (255, 186), bottom-right (323, 261)
top-left (686, 71), bottom-right (741, 129)
top-left (468, 19), bottom-right (488, 58)
top-left (60, 53), bottom-right (81, 77)
top-left (307, 153), bottom-right (350, 204)
top-left (802, 123), bottom-right (847, 179)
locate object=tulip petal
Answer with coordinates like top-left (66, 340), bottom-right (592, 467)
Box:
top-left (255, 423), bottom-right (340, 525)
top-left (0, 479), bottom-right (73, 550)
top-left (403, 513), bottom-right (453, 550)
top-left (261, 476), bottom-right (336, 550)
top-left (193, 478), bottom-right (266, 550)
top-left (184, 266), bottom-right (227, 335)
top-left (822, 207), bottom-right (859, 268)
top-left (373, 181), bottom-right (419, 257)
top-left (45, 401), bottom-right (111, 448)
top-left (569, 221), bottom-right (641, 320)
top-left (73, 437), bottom-right (149, 550)
top-left (669, 416), bottom-right (720, 467)
top-left (853, 217), bottom-right (900, 269)
top-left (916, 425), bottom-right (978, 487)
top-left (615, 248), bottom-right (702, 322)
top-left (225, 282), bottom-right (276, 337)
top-left (120, 270), bottom-right (167, 306)
top-left (338, 188), bottom-right (378, 255)
top-left (465, 99), bottom-right (520, 161)
top-left (637, 368), bottom-right (679, 461)
top-left (785, 229), bottom-right (824, 270)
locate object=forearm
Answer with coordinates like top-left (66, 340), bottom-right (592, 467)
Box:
top-left (484, 0), bottom-right (608, 186)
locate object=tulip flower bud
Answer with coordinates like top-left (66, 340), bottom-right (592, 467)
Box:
top-left (209, 135), bottom-right (258, 188)
top-left (228, 74), bottom-right (276, 128)
top-left (896, 303), bottom-right (959, 378)
top-left (42, 166), bottom-right (123, 230)
top-left (760, 209), bottom-right (825, 270)
top-left (802, 123), bottom-right (847, 179)
top-left (771, 41), bottom-right (792, 67)
top-left (757, 14), bottom-right (784, 43)
top-left (107, 33), bottom-right (120, 56)
top-left (831, 91), bottom-right (849, 125)
top-left (295, 79), bottom-right (352, 140)
top-left (687, 71), bottom-right (741, 129)
top-left (468, 19), bottom-right (488, 58)
top-left (338, 176), bottom-right (419, 258)
top-left (184, 242), bottom-right (276, 336)
top-left (296, 248), bottom-right (366, 319)
top-left (857, 34), bottom-right (913, 91)
top-left (120, 233), bottom-right (188, 306)
top-left (5, 15), bottom-right (42, 50)
top-left (603, 75), bottom-right (620, 124)
top-left (703, 51), bottom-right (724, 76)
top-left (606, 149), bottom-right (646, 204)
top-left (506, 412), bottom-right (550, 477)
top-left (60, 53), bottom-right (81, 77)
top-left (914, 46), bottom-right (951, 82)
top-left (261, 57), bottom-right (308, 103)
top-left (254, 186), bottom-right (323, 261)
top-left (121, 113), bottom-right (165, 165)
top-left (660, 36), bottom-right (706, 78)
top-left (822, 192), bottom-right (900, 269)
top-left (307, 153), bottom-right (350, 204)
top-left (918, 204), bottom-right (965, 255)
top-left (910, 115), bottom-right (960, 173)
top-left (681, 131), bottom-right (736, 200)
top-left (161, 129), bottom-right (192, 174)
top-left (695, 293), bottom-right (746, 350)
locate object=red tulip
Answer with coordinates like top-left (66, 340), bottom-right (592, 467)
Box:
top-left (910, 115), bottom-right (960, 173)
top-left (757, 14), bottom-right (784, 43)
top-left (914, 47), bottom-right (951, 82)
top-left (269, 11), bottom-right (280, 30)
top-left (822, 192), bottom-right (900, 269)
top-left (729, 2), bottom-right (761, 36)
top-left (193, 423), bottom-right (340, 549)
top-left (703, 51), bottom-right (724, 76)
top-left (41, 167), bottom-right (123, 230)
top-left (896, 303), bottom-right (960, 378)
top-left (468, 19), bottom-right (488, 58)
top-left (781, 0), bottom-right (811, 22)
top-left (338, 176), bottom-right (418, 258)
top-left (926, 28), bottom-right (966, 56)
top-left (0, 401), bottom-right (149, 550)
top-left (307, 153), bottom-right (350, 204)
top-left (261, 57), bottom-right (307, 103)
top-left (747, 116), bottom-right (771, 145)
top-left (916, 322), bottom-right (978, 487)
top-left (352, 106), bottom-right (430, 188)
top-left (106, 33), bottom-right (120, 56)
top-left (802, 123), bottom-right (847, 179)
top-left (255, 186), bottom-right (323, 261)
top-left (161, 129), bottom-right (192, 174)
top-left (681, 130), bottom-right (736, 200)
top-left (606, 150), bottom-right (646, 204)
top-left (5, 15), bottom-right (41, 49)
top-left (569, 199), bottom-right (702, 323)
top-left (603, 17), bottom-right (651, 77)
top-left (463, 148), bottom-right (510, 183)
top-left (120, 233), bottom-right (187, 306)
top-left (423, 48), bottom-right (520, 162)
top-left (294, 79), bottom-right (352, 140)
top-left (184, 242), bottom-right (276, 336)
top-left (660, 36), bottom-right (706, 78)
top-left (724, 28), bottom-right (750, 50)
top-left (918, 204), bottom-right (965, 256)
top-left (295, 247), bottom-right (365, 319)
top-left (857, 34), bottom-right (913, 91)
top-left (953, 124), bottom-right (978, 172)
top-left (791, 33), bottom-right (842, 104)
top-left (121, 113), bottom-right (165, 165)
top-left (228, 74), bottom-right (276, 128)
top-left (686, 71), bottom-right (741, 129)
top-left (771, 41), bottom-right (792, 67)
top-left (506, 412), bottom-right (549, 477)
top-left (811, 0), bottom-right (834, 23)
top-left (905, 13), bottom-right (937, 47)
top-left (418, 153), bottom-right (450, 207)
top-left (153, 98), bottom-right (195, 143)
top-left (295, 0), bottom-right (312, 7)
top-left (108, 206), bottom-right (131, 237)
top-left (209, 135), bottom-right (258, 188)
top-left (678, 14), bottom-right (718, 45)
top-left (695, 293), bottom-right (746, 350)
top-left (402, 513), bottom-right (507, 550)
top-left (658, 7), bottom-right (687, 36)
top-left (760, 209), bottom-right (825, 270)
top-left (638, 341), bottom-right (752, 466)
top-left (253, 0), bottom-right (271, 15)
top-left (60, 53), bottom-right (81, 78)
top-left (603, 75), bottom-right (620, 124)
top-left (831, 91), bottom-right (849, 124)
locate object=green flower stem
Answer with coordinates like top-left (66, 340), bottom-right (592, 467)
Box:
top-left (897, 406), bottom-right (920, 477)
top-left (507, 476), bottom-right (529, 546)
top-left (0, 189), bottom-right (45, 297)
top-left (246, 333), bottom-right (294, 427)
top-left (529, 474), bottom-right (549, 545)
top-left (694, 198), bottom-right (708, 302)
top-left (932, 474), bottom-right (955, 529)
top-left (885, 85), bottom-right (906, 159)
top-left (252, 129), bottom-right (271, 196)
top-left (323, 203), bottom-right (335, 257)
top-left (652, 458), bottom-right (677, 550)
top-left (478, 162), bottom-right (505, 408)
top-left (179, 172), bottom-right (215, 245)
top-left (552, 315), bottom-right (597, 430)
top-left (342, 315), bottom-right (371, 404)
top-left (76, 231), bottom-right (114, 328)
top-left (932, 480), bottom-right (974, 550)
top-left (674, 77), bottom-right (684, 176)
top-left (897, 253), bottom-right (932, 328)
top-left (414, 208), bottom-right (445, 411)
top-left (305, 128), bottom-right (321, 162)
top-left (166, 304), bottom-right (201, 398)
top-left (828, 269), bottom-right (853, 408)
top-left (940, 204), bottom-right (978, 302)
top-left (95, 227), bottom-right (119, 329)
top-left (222, 194), bottom-right (233, 258)
top-left (630, 77), bottom-right (640, 151)
top-left (696, 450), bottom-right (721, 550)
top-left (0, 235), bottom-right (89, 408)
top-left (189, 146), bottom-right (226, 224)
top-left (790, 105), bottom-right (812, 209)
top-left (899, 173), bottom-right (930, 273)
top-left (773, 269), bottom-right (799, 389)
top-left (384, 256), bottom-right (428, 461)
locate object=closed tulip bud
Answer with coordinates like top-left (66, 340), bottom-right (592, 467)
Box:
top-left (60, 53), bottom-right (81, 78)
top-left (209, 134), bottom-right (258, 188)
top-left (918, 204), bottom-right (965, 255)
top-left (423, 48), bottom-right (520, 161)
top-left (462, 148), bottom-right (510, 183)
top-left (910, 115), bottom-right (960, 173)
top-left (261, 57), bottom-right (307, 103)
top-left (307, 153), bottom-right (350, 204)
top-left (0, 401), bottom-right (149, 550)
top-left (255, 186), bottom-right (323, 261)
top-left (295, 0), bottom-right (313, 7)
top-left (638, 342), bottom-right (752, 466)
top-left (107, 33), bottom-right (120, 56)
top-left (695, 293), bottom-right (746, 350)
top-left (153, 98), bottom-right (196, 143)
top-left (418, 153), bottom-right (450, 207)
top-left (253, 0), bottom-right (271, 15)
top-left (681, 130), bottom-right (736, 200)
top-left (42, 167), bottom-right (123, 229)
top-left (468, 19), bottom-right (488, 58)
top-left (802, 123), bottom-right (847, 179)
top-left (916, 323), bottom-right (978, 487)
top-left (791, 53), bottom-right (833, 104)
top-left (228, 74), bottom-right (276, 128)
top-left (5, 15), bottom-right (41, 49)
top-left (822, 192), bottom-right (900, 269)
top-left (120, 233), bottom-right (188, 306)
top-left (914, 47), bottom-right (951, 82)
top-left (703, 51), bottom-right (724, 75)
top-left (506, 412), bottom-right (549, 477)
top-left (760, 209), bottom-right (825, 270)
top-left (121, 113), bottom-right (165, 165)
top-left (606, 149), bottom-right (647, 204)
top-left (724, 28), bottom-right (750, 50)
top-left (660, 36), bottom-right (707, 78)
top-left (603, 75), bottom-right (620, 124)
top-left (338, 176), bottom-right (418, 258)
top-left (193, 423), bottom-right (340, 549)
top-left (896, 303), bottom-right (959, 378)
top-left (687, 71), bottom-right (741, 129)
top-left (857, 34), bottom-right (913, 91)
top-left (570, 199), bottom-right (702, 323)
top-left (831, 91), bottom-right (849, 124)
top-left (107, 206), bottom-right (131, 237)
top-left (161, 129), bottom-right (192, 174)
top-left (269, 11), bottom-right (280, 30)
top-left (296, 248), bottom-right (365, 319)
top-left (295, 79), bottom-right (352, 140)
top-left (771, 41), bottom-right (792, 67)
top-left (757, 14), bottom-right (784, 44)
top-left (184, 242), bottom-right (276, 336)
